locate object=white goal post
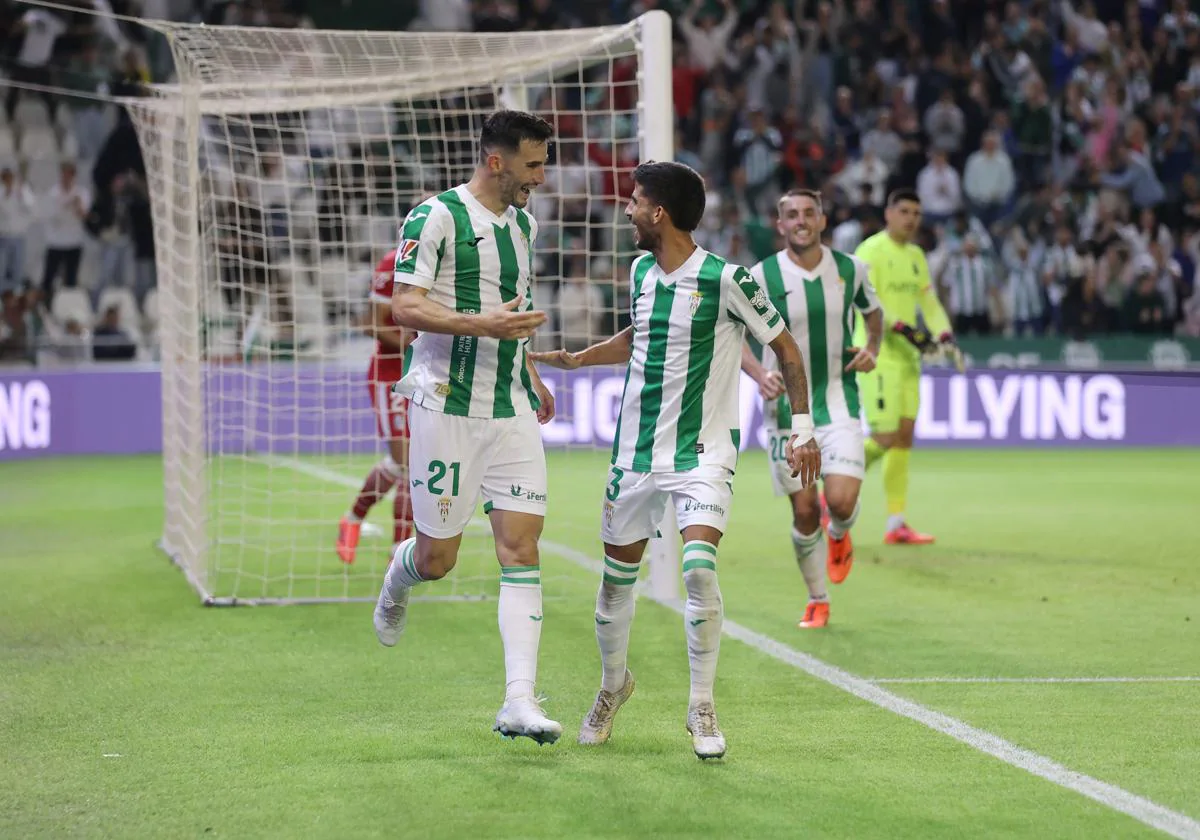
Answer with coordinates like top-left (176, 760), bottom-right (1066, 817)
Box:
top-left (129, 11), bottom-right (679, 605)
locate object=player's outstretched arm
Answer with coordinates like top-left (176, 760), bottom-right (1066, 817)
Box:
top-left (741, 342), bottom-right (785, 399)
top-left (525, 354), bottom-right (555, 425)
top-left (392, 285), bottom-right (546, 340)
top-left (529, 326), bottom-right (633, 370)
top-left (766, 329), bottom-right (821, 487)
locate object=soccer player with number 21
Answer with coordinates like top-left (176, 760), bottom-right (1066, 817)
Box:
top-left (373, 110), bottom-right (564, 746)
top-left (532, 162), bottom-right (821, 760)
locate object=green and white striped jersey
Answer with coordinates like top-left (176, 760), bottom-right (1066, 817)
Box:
top-left (612, 247), bottom-right (785, 474)
top-left (752, 246), bottom-right (880, 429)
top-left (393, 185), bottom-right (540, 419)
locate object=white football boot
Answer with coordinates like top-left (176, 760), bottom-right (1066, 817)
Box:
top-left (578, 669), bottom-right (636, 745)
top-left (373, 578), bottom-right (410, 647)
top-left (686, 702), bottom-right (727, 760)
top-left (493, 695), bottom-right (563, 745)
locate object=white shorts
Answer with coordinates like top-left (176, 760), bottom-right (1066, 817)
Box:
top-left (408, 403), bottom-right (547, 538)
top-left (766, 418), bottom-right (865, 497)
top-left (600, 463), bottom-right (734, 546)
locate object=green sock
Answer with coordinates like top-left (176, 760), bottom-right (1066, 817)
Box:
top-left (864, 438), bottom-right (887, 471)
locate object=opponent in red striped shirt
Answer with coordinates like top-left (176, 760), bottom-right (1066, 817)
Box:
top-left (337, 249), bottom-right (416, 563)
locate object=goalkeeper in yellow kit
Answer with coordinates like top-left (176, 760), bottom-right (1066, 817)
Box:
top-left (853, 189), bottom-right (962, 545)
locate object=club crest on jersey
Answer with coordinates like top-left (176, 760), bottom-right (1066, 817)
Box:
top-left (689, 291), bottom-right (704, 318)
top-left (438, 497), bottom-right (452, 522)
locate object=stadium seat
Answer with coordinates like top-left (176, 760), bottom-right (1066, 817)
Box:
top-left (50, 287), bottom-right (93, 328)
top-left (24, 156), bottom-right (59, 192)
top-left (13, 98), bottom-right (52, 131)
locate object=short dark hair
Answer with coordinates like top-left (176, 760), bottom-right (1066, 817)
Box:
top-left (887, 188), bottom-right (920, 207)
top-left (479, 110), bottom-right (554, 159)
top-left (632, 161), bottom-right (706, 232)
top-left (778, 188), bottom-right (824, 214)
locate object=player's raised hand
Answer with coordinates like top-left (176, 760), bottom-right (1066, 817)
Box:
top-left (758, 370), bottom-right (786, 400)
top-left (528, 349), bottom-right (582, 370)
top-left (844, 346), bottom-right (877, 373)
top-left (483, 296), bottom-right (547, 340)
top-left (786, 435), bottom-right (822, 488)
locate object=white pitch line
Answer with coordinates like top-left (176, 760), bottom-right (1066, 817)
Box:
top-left (267, 456), bottom-right (1200, 840)
top-left (869, 676), bottom-right (1200, 685)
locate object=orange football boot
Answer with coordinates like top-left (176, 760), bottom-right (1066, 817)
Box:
top-left (336, 517), bottom-right (362, 564)
top-left (798, 600), bottom-right (830, 629)
top-left (883, 524), bottom-right (935, 545)
top-left (827, 531), bottom-right (854, 584)
top-left (818, 491), bottom-right (830, 530)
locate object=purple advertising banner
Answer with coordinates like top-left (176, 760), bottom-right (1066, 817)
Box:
top-left (2, 365), bottom-right (1199, 461)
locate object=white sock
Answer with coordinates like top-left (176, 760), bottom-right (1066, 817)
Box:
top-left (828, 499), bottom-right (860, 540)
top-left (345, 512), bottom-right (362, 523)
top-left (682, 541), bottom-right (723, 708)
top-left (791, 528), bottom-right (828, 602)
top-left (498, 565), bottom-right (542, 701)
top-left (886, 513), bottom-right (906, 532)
top-left (596, 556), bottom-right (639, 693)
top-left (385, 537), bottom-right (423, 595)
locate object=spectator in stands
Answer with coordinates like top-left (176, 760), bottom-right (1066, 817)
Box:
top-left (964, 131), bottom-right (1016, 228)
top-left (92, 304), bottom-right (137, 361)
top-left (836, 148), bottom-right (888, 208)
top-left (61, 41), bottom-right (112, 169)
top-left (0, 288), bottom-right (30, 361)
top-left (1101, 142), bottom-right (1166, 210)
top-left (916, 149), bottom-right (963, 226)
top-left (732, 106), bottom-right (783, 216)
top-left (677, 0), bottom-right (739, 74)
top-left (861, 111), bottom-right (903, 173)
top-left (0, 165), bottom-right (34, 294)
top-left (923, 88), bottom-right (965, 160)
top-left (39, 161), bottom-right (91, 305)
top-left (1122, 262), bottom-right (1171, 334)
top-left (4, 7), bottom-right (66, 125)
top-left (1005, 232), bottom-right (1048, 336)
top-left (941, 233), bottom-right (1000, 336)
top-left (556, 270), bottom-right (605, 353)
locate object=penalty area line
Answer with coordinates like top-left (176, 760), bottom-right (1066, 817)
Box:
top-left (268, 455), bottom-right (1200, 840)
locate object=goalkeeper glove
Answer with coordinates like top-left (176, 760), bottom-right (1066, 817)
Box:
top-left (937, 333), bottom-right (966, 373)
top-left (893, 322), bottom-right (935, 353)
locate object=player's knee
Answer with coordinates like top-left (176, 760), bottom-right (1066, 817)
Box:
top-left (494, 532), bottom-right (539, 568)
top-left (414, 542), bottom-right (456, 581)
top-left (826, 487), bottom-right (858, 522)
top-left (791, 496), bottom-right (821, 536)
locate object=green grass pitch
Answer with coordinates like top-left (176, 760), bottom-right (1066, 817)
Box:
top-left (2, 448), bottom-right (1198, 838)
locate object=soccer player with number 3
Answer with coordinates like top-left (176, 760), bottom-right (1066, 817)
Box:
top-left (372, 111), bottom-right (564, 745)
top-left (532, 162), bottom-right (821, 760)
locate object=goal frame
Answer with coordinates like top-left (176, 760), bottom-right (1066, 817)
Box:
top-left (135, 11), bottom-right (679, 606)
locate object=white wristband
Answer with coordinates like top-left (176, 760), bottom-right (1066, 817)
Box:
top-left (791, 414), bottom-right (814, 441)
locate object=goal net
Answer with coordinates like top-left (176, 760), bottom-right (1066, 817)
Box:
top-left (132, 12), bottom-right (675, 604)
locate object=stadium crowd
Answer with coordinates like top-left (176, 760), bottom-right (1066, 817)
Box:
top-left (3, 0), bottom-right (1200, 365)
